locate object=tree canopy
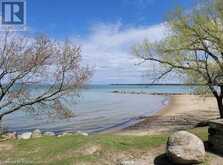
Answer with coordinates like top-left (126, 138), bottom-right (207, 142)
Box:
top-left (133, 0), bottom-right (223, 117)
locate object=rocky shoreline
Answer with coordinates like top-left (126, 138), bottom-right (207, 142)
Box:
top-left (1, 129), bottom-right (89, 141)
top-left (1, 95), bottom-right (219, 138)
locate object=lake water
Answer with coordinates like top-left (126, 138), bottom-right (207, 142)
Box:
top-left (2, 85), bottom-right (194, 133)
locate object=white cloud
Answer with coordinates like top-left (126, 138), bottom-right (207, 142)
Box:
top-left (75, 22), bottom-right (169, 84)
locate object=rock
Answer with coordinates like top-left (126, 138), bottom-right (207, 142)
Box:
top-left (167, 131), bottom-right (205, 164)
top-left (76, 131), bottom-right (88, 136)
top-left (119, 160), bottom-right (135, 165)
top-left (43, 131), bottom-right (55, 136)
top-left (3, 132), bottom-right (17, 139)
top-left (57, 132), bottom-right (72, 137)
top-left (119, 158), bottom-right (154, 165)
top-left (62, 132), bottom-right (73, 136)
top-left (32, 129), bottom-right (42, 138)
top-left (18, 132), bottom-right (32, 140)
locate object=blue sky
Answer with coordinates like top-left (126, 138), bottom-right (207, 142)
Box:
top-left (28, 0), bottom-right (196, 84)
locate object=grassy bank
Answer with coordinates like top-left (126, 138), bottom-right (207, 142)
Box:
top-left (0, 127), bottom-right (210, 165)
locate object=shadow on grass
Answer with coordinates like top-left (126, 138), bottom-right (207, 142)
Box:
top-left (154, 154), bottom-right (172, 165)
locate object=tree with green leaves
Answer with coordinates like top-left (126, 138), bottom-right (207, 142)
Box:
top-left (133, 0), bottom-right (223, 118)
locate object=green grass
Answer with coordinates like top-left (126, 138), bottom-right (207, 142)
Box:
top-left (94, 134), bottom-right (168, 150)
top-left (188, 127), bottom-right (209, 141)
top-left (0, 127), bottom-right (210, 165)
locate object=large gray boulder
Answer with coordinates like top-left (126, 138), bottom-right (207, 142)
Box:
top-left (167, 131), bottom-right (205, 164)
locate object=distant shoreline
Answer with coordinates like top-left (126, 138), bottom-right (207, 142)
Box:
top-left (111, 90), bottom-right (196, 96)
top-left (110, 84), bottom-right (207, 86)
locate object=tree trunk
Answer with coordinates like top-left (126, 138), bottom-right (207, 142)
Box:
top-left (217, 96), bottom-right (223, 118)
top-left (0, 117), bottom-right (3, 134)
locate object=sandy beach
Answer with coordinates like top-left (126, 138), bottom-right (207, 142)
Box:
top-left (157, 94), bottom-right (218, 116)
top-left (118, 94), bottom-right (219, 135)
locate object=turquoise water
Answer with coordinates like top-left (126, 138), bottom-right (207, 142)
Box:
top-left (3, 85), bottom-right (194, 133)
